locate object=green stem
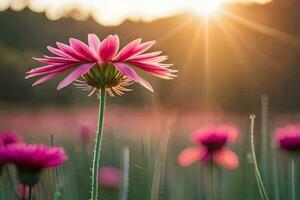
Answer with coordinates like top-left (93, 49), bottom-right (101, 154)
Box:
top-left (250, 114), bottom-right (269, 200)
top-left (210, 155), bottom-right (214, 200)
top-left (91, 89), bottom-right (107, 200)
top-left (28, 186), bottom-right (32, 200)
top-left (291, 159), bottom-right (295, 200)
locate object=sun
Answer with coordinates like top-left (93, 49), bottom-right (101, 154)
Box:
top-left (193, 1), bottom-right (224, 17)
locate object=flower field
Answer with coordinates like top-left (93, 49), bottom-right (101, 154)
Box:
top-left (0, 106), bottom-right (298, 199)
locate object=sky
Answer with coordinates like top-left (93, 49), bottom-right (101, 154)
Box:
top-left (0, 0), bottom-right (272, 25)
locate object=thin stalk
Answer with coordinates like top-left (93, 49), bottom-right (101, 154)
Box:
top-left (291, 159), bottom-right (295, 200)
top-left (5, 165), bottom-right (19, 198)
top-left (250, 114), bottom-right (269, 200)
top-left (28, 186), bottom-right (32, 200)
top-left (272, 150), bottom-right (280, 200)
top-left (91, 89), bottom-right (107, 200)
top-left (210, 156), bottom-right (214, 200)
top-left (120, 147), bottom-right (130, 200)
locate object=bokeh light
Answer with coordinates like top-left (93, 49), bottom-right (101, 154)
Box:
top-left (0, 0), bottom-right (272, 25)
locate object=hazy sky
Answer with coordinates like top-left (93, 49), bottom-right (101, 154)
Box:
top-left (0, 0), bottom-right (272, 26)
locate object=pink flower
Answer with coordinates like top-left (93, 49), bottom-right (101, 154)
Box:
top-left (178, 125), bottom-right (239, 170)
top-left (3, 144), bottom-right (67, 185)
top-left (99, 167), bottom-right (121, 189)
top-left (26, 34), bottom-right (177, 96)
top-left (0, 131), bottom-right (22, 146)
top-left (78, 125), bottom-right (91, 143)
top-left (274, 124), bottom-right (300, 151)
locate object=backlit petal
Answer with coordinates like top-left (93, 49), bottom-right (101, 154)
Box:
top-left (213, 149), bottom-right (239, 170)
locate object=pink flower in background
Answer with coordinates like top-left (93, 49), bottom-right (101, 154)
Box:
top-left (5, 144), bottom-right (67, 172)
top-left (26, 34), bottom-right (177, 96)
top-left (274, 124), bottom-right (300, 151)
top-left (99, 167), bottom-right (121, 189)
top-left (178, 125), bottom-right (239, 170)
top-left (3, 144), bottom-right (67, 185)
top-left (0, 131), bottom-right (22, 146)
top-left (78, 125), bottom-right (92, 143)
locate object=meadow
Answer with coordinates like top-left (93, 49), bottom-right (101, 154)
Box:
top-left (0, 104), bottom-right (298, 200)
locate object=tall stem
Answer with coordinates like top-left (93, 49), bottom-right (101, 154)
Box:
top-left (250, 114), bottom-right (269, 200)
top-left (291, 159), bottom-right (295, 200)
top-left (28, 186), bottom-right (32, 200)
top-left (210, 155), bottom-right (214, 200)
top-left (91, 89), bottom-right (107, 200)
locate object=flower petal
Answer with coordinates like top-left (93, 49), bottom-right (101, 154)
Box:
top-left (57, 63), bottom-right (95, 90)
top-left (213, 149), bottom-right (239, 170)
top-left (26, 64), bottom-right (73, 79)
top-left (26, 63), bottom-right (74, 75)
top-left (128, 61), bottom-right (177, 79)
top-left (113, 38), bottom-right (141, 61)
top-left (56, 42), bottom-right (86, 61)
top-left (32, 72), bottom-right (61, 86)
top-left (113, 63), bottom-right (153, 92)
top-left (178, 147), bottom-right (207, 167)
top-left (88, 33), bottom-right (101, 53)
top-left (114, 40), bottom-right (155, 62)
top-left (47, 46), bottom-right (72, 58)
top-left (69, 38), bottom-right (98, 61)
top-left (98, 35), bottom-right (119, 62)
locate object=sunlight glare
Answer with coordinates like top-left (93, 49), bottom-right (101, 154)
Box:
top-left (193, 1), bottom-right (223, 17)
top-left (0, 0), bottom-right (273, 25)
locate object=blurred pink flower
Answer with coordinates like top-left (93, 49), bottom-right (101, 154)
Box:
top-left (78, 125), bottom-right (91, 143)
top-left (178, 125), bottom-right (239, 170)
top-left (3, 144), bottom-right (67, 185)
top-left (26, 34), bottom-right (176, 96)
top-left (274, 124), bottom-right (300, 151)
top-left (0, 131), bottom-right (22, 146)
top-left (99, 167), bottom-right (121, 189)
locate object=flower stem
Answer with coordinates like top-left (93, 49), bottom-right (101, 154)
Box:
top-left (250, 114), bottom-right (269, 200)
top-left (291, 159), bottom-right (295, 200)
top-left (120, 147), bottom-right (130, 200)
top-left (28, 186), bottom-right (32, 200)
top-left (91, 89), bottom-right (107, 200)
top-left (210, 155), bottom-right (214, 200)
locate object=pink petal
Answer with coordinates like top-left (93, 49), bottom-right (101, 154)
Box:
top-left (26, 64), bottom-right (73, 79)
top-left (32, 72), bottom-right (61, 86)
top-left (129, 55), bottom-right (168, 63)
top-left (213, 149), bottom-right (239, 170)
top-left (27, 63), bottom-right (74, 74)
top-left (69, 38), bottom-right (98, 61)
top-left (178, 147), bottom-right (207, 167)
top-left (129, 51), bottom-right (162, 60)
top-left (113, 39), bottom-right (141, 61)
top-left (128, 61), bottom-right (177, 79)
top-left (113, 63), bottom-right (153, 92)
top-left (56, 42), bottom-right (86, 61)
top-left (47, 46), bottom-right (73, 59)
top-left (98, 35), bottom-right (119, 62)
top-left (88, 33), bottom-right (101, 53)
top-left (125, 41), bottom-right (155, 60)
top-left (57, 63), bottom-right (95, 90)
top-left (34, 56), bottom-right (76, 64)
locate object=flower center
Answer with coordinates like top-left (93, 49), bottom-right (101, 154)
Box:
top-left (84, 63), bottom-right (124, 89)
top-left (201, 134), bottom-right (228, 152)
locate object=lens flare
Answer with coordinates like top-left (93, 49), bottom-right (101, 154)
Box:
top-left (193, 1), bottom-right (223, 16)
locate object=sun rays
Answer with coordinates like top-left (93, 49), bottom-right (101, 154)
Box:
top-left (1, 0), bottom-right (272, 26)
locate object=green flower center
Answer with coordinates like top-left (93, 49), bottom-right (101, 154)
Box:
top-left (84, 63), bottom-right (124, 89)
